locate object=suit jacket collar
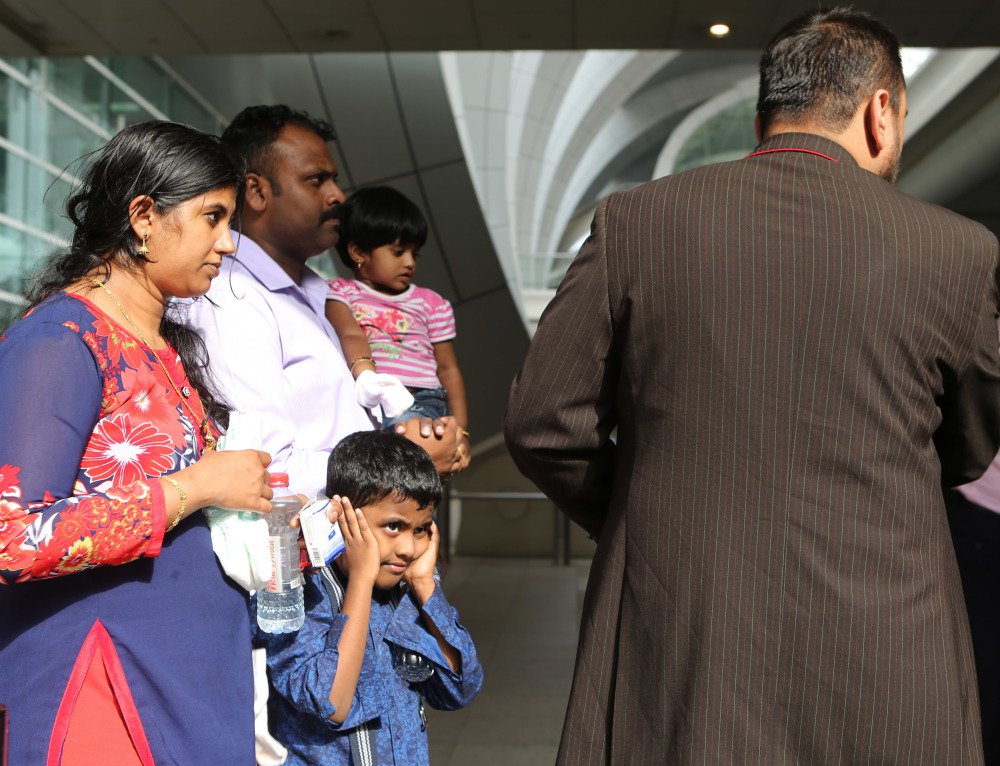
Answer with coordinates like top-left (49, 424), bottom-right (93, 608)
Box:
top-left (752, 132), bottom-right (857, 166)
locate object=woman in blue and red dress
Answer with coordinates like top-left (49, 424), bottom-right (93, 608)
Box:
top-left (0, 122), bottom-right (273, 765)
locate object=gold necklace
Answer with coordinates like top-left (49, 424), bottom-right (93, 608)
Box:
top-left (89, 278), bottom-right (216, 451)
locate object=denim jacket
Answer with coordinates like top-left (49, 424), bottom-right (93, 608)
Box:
top-left (252, 568), bottom-right (483, 765)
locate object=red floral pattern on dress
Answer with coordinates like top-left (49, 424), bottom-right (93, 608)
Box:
top-left (93, 318), bottom-right (149, 372)
top-left (81, 415), bottom-right (175, 487)
top-left (0, 500), bottom-right (28, 546)
top-left (0, 295), bottom-right (203, 585)
top-left (0, 464), bottom-right (20, 496)
top-left (117, 365), bottom-right (186, 443)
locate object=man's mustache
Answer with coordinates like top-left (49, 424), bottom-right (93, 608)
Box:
top-left (321, 206), bottom-right (341, 224)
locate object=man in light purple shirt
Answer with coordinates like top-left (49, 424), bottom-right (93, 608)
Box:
top-left (189, 233), bottom-right (372, 498)
top-left (189, 105), bottom-right (463, 496)
top-left (186, 104), bottom-right (463, 765)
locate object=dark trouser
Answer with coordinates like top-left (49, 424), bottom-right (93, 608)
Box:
top-left (945, 488), bottom-right (1000, 766)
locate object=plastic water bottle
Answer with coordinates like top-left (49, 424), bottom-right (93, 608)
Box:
top-left (257, 473), bottom-right (305, 633)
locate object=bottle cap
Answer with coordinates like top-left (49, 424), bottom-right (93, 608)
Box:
top-left (267, 472), bottom-right (290, 488)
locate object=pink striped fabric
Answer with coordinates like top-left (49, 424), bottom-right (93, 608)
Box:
top-left (327, 278), bottom-right (455, 388)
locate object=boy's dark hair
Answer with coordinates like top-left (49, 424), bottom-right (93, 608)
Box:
top-left (326, 430), bottom-right (442, 510)
top-left (757, 7), bottom-right (904, 134)
top-left (221, 105), bottom-right (335, 194)
top-left (334, 185), bottom-right (428, 269)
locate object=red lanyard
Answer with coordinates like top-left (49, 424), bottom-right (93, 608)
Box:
top-left (746, 148), bottom-right (838, 162)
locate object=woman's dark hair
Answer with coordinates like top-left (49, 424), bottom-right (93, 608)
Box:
top-left (25, 120), bottom-right (245, 426)
top-left (334, 186), bottom-right (428, 269)
top-left (757, 7), bottom-right (904, 134)
top-left (326, 430), bottom-right (442, 510)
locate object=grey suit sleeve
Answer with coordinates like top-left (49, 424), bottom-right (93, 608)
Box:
top-left (504, 199), bottom-right (618, 539)
top-left (935, 237), bottom-right (1000, 486)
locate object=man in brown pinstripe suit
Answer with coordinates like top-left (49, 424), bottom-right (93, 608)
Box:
top-left (505, 7), bottom-right (1000, 764)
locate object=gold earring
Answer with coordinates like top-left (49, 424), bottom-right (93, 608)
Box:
top-left (136, 234), bottom-right (150, 256)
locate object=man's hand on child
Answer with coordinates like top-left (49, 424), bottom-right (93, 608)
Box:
top-left (395, 416), bottom-right (462, 476)
top-left (404, 521), bottom-right (439, 604)
top-left (332, 495), bottom-right (381, 585)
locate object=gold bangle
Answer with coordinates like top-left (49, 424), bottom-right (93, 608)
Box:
top-left (349, 355), bottom-right (375, 371)
top-left (455, 444), bottom-right (466, 460)
top-left (462, 429), bottom-right (470, 439)
top-left (164, 476), bottom-right (187, 533)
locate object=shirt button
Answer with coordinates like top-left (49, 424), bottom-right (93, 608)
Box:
top-left (396, 731), bottom-right (402, 740)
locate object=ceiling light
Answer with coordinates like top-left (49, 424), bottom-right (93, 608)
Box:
top-left (708, 23), bottom-right (731, 38)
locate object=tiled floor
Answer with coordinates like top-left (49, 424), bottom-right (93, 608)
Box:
top-left (426, 557), bottom-right (591, 766)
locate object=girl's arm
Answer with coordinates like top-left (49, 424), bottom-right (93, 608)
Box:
top-left (326, 495), bottom-right (382, 724)
top-left (433, 341), bottom-right (470, 462)
top-left (325, 300), bottom-right (376, 379)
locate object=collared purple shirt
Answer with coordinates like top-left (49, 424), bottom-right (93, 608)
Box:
top-left (958, 453), bottom-right (1000, 514)
top-left (185, 234), bottom-right (373, 498)
top-left (955, 320), bottom-right (1000, 514)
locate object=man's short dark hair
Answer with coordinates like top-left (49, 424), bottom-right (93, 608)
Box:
top-left (333, 185), bottom-right (428, 269)
top-left (757, 7), bottom-right (904, 134)
top-left (326, 430), bottom-right (442, 510)
top-left (221, 105), bottom-right (335, 193)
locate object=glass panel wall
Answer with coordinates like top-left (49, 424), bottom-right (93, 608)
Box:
top-left (0, 55), bottom-right (225, 321)
top-left (673, 96), bottom-right (758, 174)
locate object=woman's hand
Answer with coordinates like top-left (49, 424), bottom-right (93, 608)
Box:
top-left (332, 495), bottom-right (381, 585)
top-left (178, 448), bottom-right (272, 514)
top-left (403, 521), bottom-right (439, 603)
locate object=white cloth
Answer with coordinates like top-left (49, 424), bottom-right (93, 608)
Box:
top-left (185, 234), bottom-right (374, 497)
top-left (253, 647), bottom-right (288, 765)
top-left (354, 369), bottom-right (414, 418)
top-left (204, 412), bottom-right (271, 592)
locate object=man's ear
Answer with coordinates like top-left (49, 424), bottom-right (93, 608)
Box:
top-left (244, 173), bottom-right (270, 213)
top-left (863, 89), bottom-right (892, 156)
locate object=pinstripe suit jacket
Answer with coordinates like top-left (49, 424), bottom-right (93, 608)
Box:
top-left (504, 132), bottom-right (1000, 764)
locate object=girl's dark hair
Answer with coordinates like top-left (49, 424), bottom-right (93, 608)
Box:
top-left (326, 429), bottom-right (442, 510)
top-left (25, 120), bottom-right (245, 426)
top-left (334, 185), bottom-right (428, 269)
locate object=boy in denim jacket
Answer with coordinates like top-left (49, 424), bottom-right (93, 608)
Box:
top-left (254, 430), bottom-right (482, 765)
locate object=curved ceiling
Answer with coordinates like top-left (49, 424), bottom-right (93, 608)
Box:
top-left (1, 0), bottom-right (999, 54)
top-left (444, 45), bottom-right (1000, 332)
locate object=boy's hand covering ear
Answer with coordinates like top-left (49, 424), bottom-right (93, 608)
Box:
top-left (354, 369), bottom-right (415, 418)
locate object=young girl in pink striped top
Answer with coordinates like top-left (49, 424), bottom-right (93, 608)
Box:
top-left (326, 186), bottom-right (469, 463)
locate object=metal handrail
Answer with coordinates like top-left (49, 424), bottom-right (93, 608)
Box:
top-left (442, 489), bottom-right (572, 565)
top-left (450, 491), bottom-right (548, 501)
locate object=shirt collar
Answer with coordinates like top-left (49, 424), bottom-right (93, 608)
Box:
top-left (231, 231), bottom-right (329, 302)
top-left (752, 132), bottom-right (857, 166)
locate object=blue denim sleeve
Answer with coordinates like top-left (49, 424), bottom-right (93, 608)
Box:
top-left (255, 571), bottom-right (387, 730)
top-left (384, 585), bottom-right (484, 711)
